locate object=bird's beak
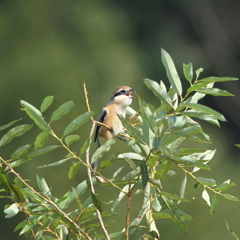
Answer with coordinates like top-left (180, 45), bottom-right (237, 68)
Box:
top-left (126, 89), bottom-right (135, 99)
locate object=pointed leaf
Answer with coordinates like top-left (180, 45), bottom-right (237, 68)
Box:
top-left (198, 177), bottom-right (216, 187)
top-left (0, 124), bottom-right (33, 147)
top-left (68, 162), bottom-right (80, 179)
top-left (64, 134), bottom-right (81, 147)
top-left (196, 88), bottom-right (234, 96)
top-left (28, 145), bottom-right (60, 159)
top-left (202, 189), bottom-right (211, 206)
top-left (225, 219), bottom-right (239, 239)
top-left (21, 100), bottom-right (51, 132)
top-left (210, 195), bottom-right (219, 215)
top-left (140, 160), bottom-right (149, 189)
top-left (11, 144), bottom-right (33, 159)
top-left (91, 139), bottom-right (115, 164)
top-left (38, 158), bottom-right (72, 168)
top-left (155, 161), bottom-right (172, 179)
top-left (223, 194), bottom-right (239, 202)
top-left (182, 103), bottom-right (226, 121)
top-left (143, 78), bottom-right (173, 107)
top-left (178, 175), bottom-right (187, 204)
top-left (50, 101), bottom-right (74, 122)
top-left (195, 68), bottom-right (204, 79)
top-left (161, 48), bottom-right (182, 96)
top-left (80, 138), bottom-right (92, 155)
top-left (91, 192), bottom-right (103, 213)
top-left (183, 62), bottom-right (193, 82)
top-left (40, 96), bottom-right (54, 112)
top-left (214, 182), bottom-right (236, 191)
top-left (0, 119), bottom-right (22, 131)
top-left (34, 131), bottom-right (49, 150)
top-left (63, 111), bottom-right (94, 136)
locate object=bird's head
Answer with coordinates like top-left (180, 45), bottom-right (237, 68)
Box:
top-left (110, 86), bottom-right (135, 106)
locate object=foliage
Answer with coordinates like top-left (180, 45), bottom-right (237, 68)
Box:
top-left (0, 49), bottom-right (239, 240)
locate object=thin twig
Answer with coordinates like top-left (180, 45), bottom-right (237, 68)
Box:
top-left (0, 157), bottom-right (92, 240)
top-left (84, 82), bottom-right (111, 240)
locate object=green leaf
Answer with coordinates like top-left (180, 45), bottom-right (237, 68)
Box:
top-left (215, 182), bottom-right (236, 191)
top-left (183, 62), bottom-right (193, 82)
top-left (4, 203), bottom-right (19, 218)
top-left (34, 131), bottom-right (49, 150)
top-left (40, 96), bottom-right (54, 112)
top-left (0, 119), bottom-right (22, 131)
top-left (155, 161), bottom-right (172, 179)
top-left (200, 76), bottom-right (238, 83)
top-left (68, 162), bottom-right (80, 179)
top-left (143, 78), bottom-right (173, 108)
top-left (202, 189), bottom-right (211, 206)
top-left (210, 195), bottom-right (219, 215)
top-left (153, 209), bottom-right (193, 221)
top-left (178, 175), bottom-right (187, 204)
top-left (100, 154), bottom-right (116, 169)
top-left (196, 88), bottom-right (234, 96)
top-left (80, 138), bottom-right (92, 155)
top-left (28, 145), bottom-right (60, 159)
top-left (91, 138), bottom-right (115, 165)
top-left (63, 111), bottom-right (94, 136)
top-left (19, 223), bottom-right (34, 235)
top-left (21, 100), bottom-right (51, 132)
top-left (91, 192), bottom-right (103, 213)
top-left (161, 48), bottom-right (182, 96)
top-left (0, 124), bottom-right (33, 147)
top-left (38, 158), bottom-right (72, 168)
top-left (36, 175), bottom-right (51, 195)
top-left (50, 101), bottom-right (74, 122)
top-left (223, 194), bottom-right (239, 202)
top-left (235, 143), bottom-right (240, 148)
top-left (181, 103), bottom-right (226, 121)
top-left (195, 68), bottom-right (204, 79)
top-left (198, 177), bottom-right (216, 187)
top-left (225, 219), bottom-right (239, 239)
top-left (140, 160), bottom-right (149, 189)
top-left (11, 144), bottom-right (33, 159)
top-left (64, 134), bottom-right (81, 147)
top-left (118, 152), bottom-right (144, 160)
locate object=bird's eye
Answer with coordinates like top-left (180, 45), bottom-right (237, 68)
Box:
top-left (120, 90), bottom-right (126, 94)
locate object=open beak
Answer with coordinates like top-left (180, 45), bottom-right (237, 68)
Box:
top-left (126, 89), bottom-right (135, 99)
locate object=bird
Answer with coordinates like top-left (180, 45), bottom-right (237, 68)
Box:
top-left (92, 86), bottom-right (135, 171)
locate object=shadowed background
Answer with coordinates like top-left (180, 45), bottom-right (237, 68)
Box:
top-left (0, 0), bottom-right (240, 239)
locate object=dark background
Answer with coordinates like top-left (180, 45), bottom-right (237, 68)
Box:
top-left (0, 0), bottom-right (240, 239)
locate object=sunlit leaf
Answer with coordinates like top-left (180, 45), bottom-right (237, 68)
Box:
top-left (196, 88), bottom-right (234, 96)
top-left (143, 78), bottom-right (173, 107)
top-left (21, 100), bottom-right (51, 132)
top-left (4, 203), bottom-right (19, 218)
top-left (214, 182), bottom-right (236, 191)
top-left (155, 161), bottom-right (172, 179)
top-left (183, 62), bottom-right (193, 82)
top-left (195, 68), bottom-right (204, 79)
top-left (0, 124), bottom-right (33, 147)
top-left (63, 111), bottom-right (94, 136)
top-left (161, 48), bottom-right (182, 96)
top-left (50, 101), bottom-right (74, 122)
top-left (118, 152), bottom-right (144, 160)
top-left (40, 96), bottom-right (54, 112)
top-left (198, 177), bottom-right (216, 187)
top-left (178, 174), bottom-right (187, 204)
top-left (91, 139), bottom-right (115, 165)
top-left (202, 189), bottom-right (211, 206)
top-left (223, 194), bottom-right (239, 202)
top-left (182, 103), bottom-right (226, 121)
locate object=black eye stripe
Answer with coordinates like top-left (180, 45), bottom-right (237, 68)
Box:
top-left (113, 88), bottom-right (134, 98)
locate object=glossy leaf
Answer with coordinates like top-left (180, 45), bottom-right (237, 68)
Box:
top-left (38, 158), bottom-right (72, 168)
top-left (182, 103), bottom-right (226, 121)
top-left (202, 189), bottom-right (211, 206)
top-left (161, 48), bottom-right (182, 96)
top-left (0, 124), bottom-right (33, 147)
top-left (40, 96), bottom-right (54, 112)
top-left (50, 101), bottom-right (74, 122)
top-left (178, 174), bottom-right (187, 204)
top-left (198, 177), bottom-right (216, 187)
top-left (214, 182), bottom-right (236, 191)
top-left (183, 62), bottom-right (193, 82)
top-left (63, 111), bottom-right (94, 136)
top-left (196, 88), bottom-right (234, 96)
top-left (0, 119), bottom-right (22, 131)
top-left (118, 152), bottom-right (144, 160)
top-left (143, 78), bottom-right (173, 107)
top-left (195, 68), bottom-right (204, 79)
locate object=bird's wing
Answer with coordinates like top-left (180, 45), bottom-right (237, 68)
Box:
top-left (94, 108), bottom-right (107, 142)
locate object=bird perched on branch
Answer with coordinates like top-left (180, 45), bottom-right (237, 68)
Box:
top-left (92, 86), bottom-right (135, 170)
